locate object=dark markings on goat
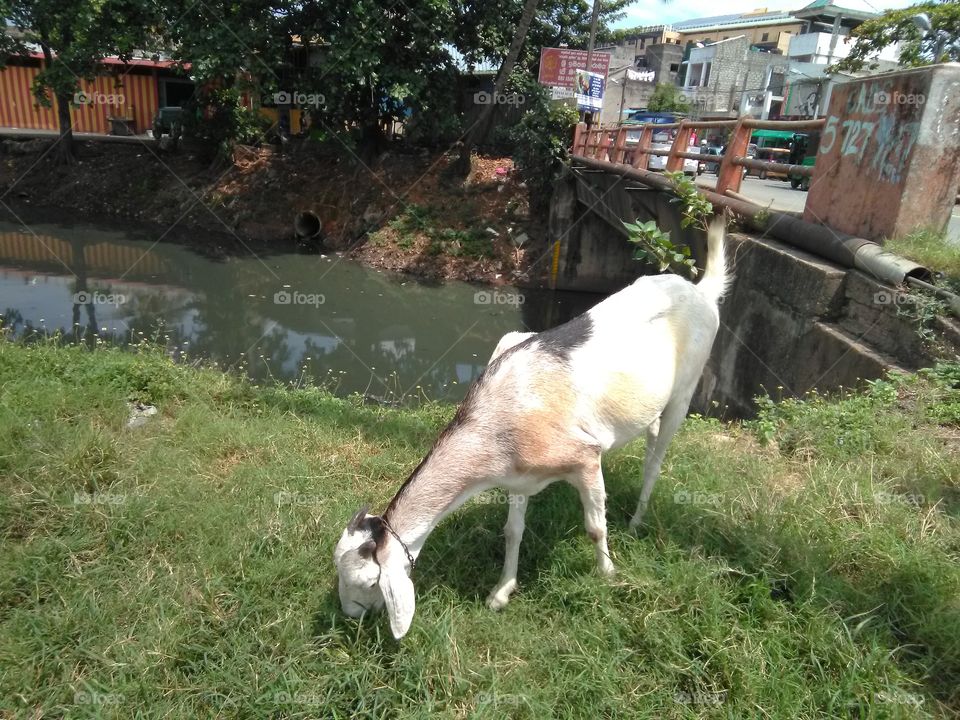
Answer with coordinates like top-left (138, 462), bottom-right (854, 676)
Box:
top-left (529, 311), bottom-right (593, 361)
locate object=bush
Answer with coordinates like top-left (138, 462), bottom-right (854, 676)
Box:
top-left (505, 80), bottom-right (579, 216)
top-left (182, 86), bottom-right (271, 161)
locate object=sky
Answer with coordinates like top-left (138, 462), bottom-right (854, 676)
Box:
top-left (611, 0), bottom-right (919, 29)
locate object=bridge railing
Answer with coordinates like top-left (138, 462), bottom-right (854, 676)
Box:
top-left (571, 117), bottom-right (825, 201)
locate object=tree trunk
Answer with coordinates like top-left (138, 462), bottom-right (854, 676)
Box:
top-left (455, 0), bottom-right (539, 176)
top-left (39, 40), bottom-right (75, 164)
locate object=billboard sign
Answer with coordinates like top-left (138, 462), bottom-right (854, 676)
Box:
top-left (574, 69), bottom-right (605, 112)
top-left (539, 47), bottom-right (611, 89)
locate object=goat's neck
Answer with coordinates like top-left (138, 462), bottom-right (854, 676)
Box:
top-left (382, 426), bottom-right (499, 559)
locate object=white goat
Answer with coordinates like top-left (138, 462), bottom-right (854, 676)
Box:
top-left (334, 219), bottom-right (728, 639)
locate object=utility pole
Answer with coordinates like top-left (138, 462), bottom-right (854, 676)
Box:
top-left (582, 0), bottom-right (602, 125)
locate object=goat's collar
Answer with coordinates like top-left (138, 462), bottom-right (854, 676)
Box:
top-left (381, 516), bottom-right (416, 574)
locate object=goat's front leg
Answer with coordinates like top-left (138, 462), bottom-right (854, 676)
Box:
top-left (487, 493), bottom-right (528, 610)
top-left (574, 458), bottom-right (615, 576)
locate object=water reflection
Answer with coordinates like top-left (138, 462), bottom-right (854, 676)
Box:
top-left (0, 218), bottom-right (602, 402)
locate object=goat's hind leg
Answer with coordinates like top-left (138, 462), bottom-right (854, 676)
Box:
top-left (629, 395), bottom-right (691, 530)
top-left (573, 457), bottom-right (615, 576)
top-left (487, 493), bottom-right (528, 610)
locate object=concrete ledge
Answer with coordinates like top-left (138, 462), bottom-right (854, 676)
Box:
top-left (727, 233), bottom-right (847, 319)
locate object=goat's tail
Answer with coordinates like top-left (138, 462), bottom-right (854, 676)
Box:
top-left (696, 218), bottom-right (729, 306)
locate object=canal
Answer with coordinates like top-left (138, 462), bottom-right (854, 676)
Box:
top-left (0, 216), bottom-right (601, 403)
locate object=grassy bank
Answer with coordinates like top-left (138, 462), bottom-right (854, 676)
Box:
top-left (1, 340), bottom-right (959, 718)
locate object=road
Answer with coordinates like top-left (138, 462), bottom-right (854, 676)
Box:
top-left (695, 173), bottom-right (960, 244)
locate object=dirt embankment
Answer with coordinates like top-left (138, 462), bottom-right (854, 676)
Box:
top-left (0, 137), bottom-right (545, 284)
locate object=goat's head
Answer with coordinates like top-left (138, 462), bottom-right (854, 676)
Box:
top-left (333, 506), bottom-right (415, 639)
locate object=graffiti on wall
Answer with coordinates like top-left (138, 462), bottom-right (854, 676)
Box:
top-left (819, 78), bottom-right (925, 185)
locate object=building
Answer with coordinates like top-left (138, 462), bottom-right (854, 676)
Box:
top-left (782, 0), bottom-right (899, 118)
top-left (0, 52), bottom-right (192, 134)
top-left (682, 36), bottom-right (788, 118)
top-left (673, 9), bottom-right (805, 54)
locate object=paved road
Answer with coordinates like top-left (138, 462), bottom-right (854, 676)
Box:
top-left (696, 173), bottom-right (960, 244)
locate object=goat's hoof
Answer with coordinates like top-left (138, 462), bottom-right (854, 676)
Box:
top-left (628, 516), bottom-right (645, 533)
top-left (486, 581), bottom-right (517, 611)
top-left (598, 561), bottom-right (616, 577)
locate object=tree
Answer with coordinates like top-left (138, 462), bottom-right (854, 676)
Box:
top-left (6, 0), bottom-right (161, 162)
top-left (833, 1), bottom-right (960, 72)
top-left (455, 0), bottom-right (540, 175)
top-left (289, 0), bottom-right (458, 160)
top-left (647, 83), bottom-right (691, 113)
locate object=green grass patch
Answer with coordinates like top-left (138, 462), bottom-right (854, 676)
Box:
top-left (384, 204), bottom-right (495, 258)
top-left (1, 339), bottom-right (959, 718)
top-left (886, 228), bottom-right (960, 285)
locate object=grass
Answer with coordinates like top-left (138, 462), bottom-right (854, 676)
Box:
top-left (1, 339), bottom-right (959, 718)
top-left (885, 229), bottom-right (960, 285)
top-left (377, 203), bottom-right (495, 258)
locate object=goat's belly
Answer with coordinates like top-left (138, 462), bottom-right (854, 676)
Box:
top-left (575, 374), bottom-right (669, 450)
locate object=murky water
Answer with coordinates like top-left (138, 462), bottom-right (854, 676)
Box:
top-left (0, 217), bottom-right (601, 402)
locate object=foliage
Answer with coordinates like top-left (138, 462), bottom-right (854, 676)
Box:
top-left (833, 1), bottom-right (960, 72)
top-left (664, 170), bottom-right (714, 231)
top-left (2, 339), bottom-right (960, 716)
top-left (506, 81), bottom-right (579, 214)
top-left (182, 87), bottom-right (271, 161)
top-left (646, 83), bottom-right (691, 113)
top-left (386, 203), bottom-right (494, 258)
top-left (452, 0), bottom-right (633, 74)
top-left (622, 219), bottom-right (697, 277)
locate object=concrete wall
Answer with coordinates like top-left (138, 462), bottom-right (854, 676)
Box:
top-left (545, 168), bottom-right (957, 416)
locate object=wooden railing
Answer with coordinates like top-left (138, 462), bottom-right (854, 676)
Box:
top-left (571, 117), bottom-right (825, 197)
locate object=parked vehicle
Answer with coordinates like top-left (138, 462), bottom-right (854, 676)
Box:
top-left (622, 110), bottom-right (698, 175)
top-left (697, 146), bottom-right (722, 175)
top-left (748, 129), bottom-right (793, 179)
top-left (788, 131), bottom-right (820, 191)
top-left (152, 107), bottom-right (184, 144)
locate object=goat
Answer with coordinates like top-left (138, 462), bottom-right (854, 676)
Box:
top-left (334, 219), bottom-right (728, 639)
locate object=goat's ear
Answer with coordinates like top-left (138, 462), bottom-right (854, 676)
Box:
top-left (348, 506), bottom-right (369, 532)
top-left (358, 539), bottom-right (377, 559)
top-left (379, 558), bottom-right (415, 639)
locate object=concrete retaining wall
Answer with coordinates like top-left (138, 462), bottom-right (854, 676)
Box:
top-left (544, 171), bottom-right (956, 416)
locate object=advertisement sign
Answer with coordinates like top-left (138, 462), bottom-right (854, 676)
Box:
top-left (574, 69), bottom-right (605, 112)
top-left (539, 47), bottom-right (611, 89)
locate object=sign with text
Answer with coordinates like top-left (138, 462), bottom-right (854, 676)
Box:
top-left (539, 47), bottom-right (611, 89)
top-left (575, 69), bottom-right (605, 112)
